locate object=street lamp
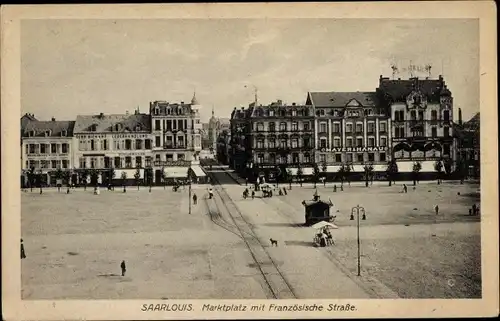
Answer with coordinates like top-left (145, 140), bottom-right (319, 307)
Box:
top-left (350, 205), bottom-right (366, 276)
top-left (188, 166), bottom-right (192, 215)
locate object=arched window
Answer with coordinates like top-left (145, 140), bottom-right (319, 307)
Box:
top-left (431, 110), bottom-right (438, 120)
top-left (443, 110), bottom-right (450, 122)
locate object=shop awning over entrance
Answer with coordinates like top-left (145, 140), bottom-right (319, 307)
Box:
top-left (396, 161), bottom-right (436, 173)
top-left (163, 167), bottom-right (188, 178)
top-left (115, 168), bottom-right (144, 179)
top-left (190, 165), bottom-right (206, 177)
top-left (288, 167), bottom-right (314, 176)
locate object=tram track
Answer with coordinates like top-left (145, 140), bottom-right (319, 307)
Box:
top-left (214, 166), bottom-right (390, 298)
top-left (207, 167), bottom-right (297, 299)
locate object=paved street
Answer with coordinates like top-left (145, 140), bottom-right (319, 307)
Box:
top-left (21, 170), bottom-right (481, 299)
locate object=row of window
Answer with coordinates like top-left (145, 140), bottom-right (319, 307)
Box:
top-left (253, 121), bottom-right (389, 133)
top-left (394, 110), bottom-right (451, 122)
top-left (255, 137), bottom-right (312, 149)
top-left (316, 108), bottom-right (386, 117)
top-left (154, 136), bottom-right (186, 148)
top-left (318, 152), bottom-right (387, 163)
top-left (319, 122), bottom-right (388, 134)
top-left (318, 136), bottom-right (388, 149)
top-left (255, 153), bottom-right (312, 164)
top-left (254, 152), bottom-right (388, 164)
top-left (253, 108), bottom-right (311, 118)
top-left (25, 130), bottom-right (68, 137)
top-left (255, 121), bottom-right (311, 132)
top-left (79, 139), bottom-right (152, 151)
top-left (394, 126), bottom-right (450, 138)
top-left (27, 159), bottom-right (69, 170)
top-left (154, 119), bottom-right (196, 131)
top-left (26, 143), bottom-right (69, 154)
top-left (152, 106), bottom-right (191, 116)
top-left (79, 156), bottom-right (153, 169)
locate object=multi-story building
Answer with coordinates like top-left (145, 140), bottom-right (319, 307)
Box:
top-left (149, 93), bottom-right (205, 183)
top-left (455, 112), bottom-right (480, 179)
top-left (306, 91), bottom-right (390, 177)
top-left (21, 117), bottom-right (76, 186)
top-left (229, 106), bottom-right (253, 175)
top-left (73, 111), bottom-right (153, 184)
top-left (377, 75), bottom-right (456, 175)
top-left (215, 129), bottom-right (231, 165)
top-left (242, 100), bottom-right (316, 182)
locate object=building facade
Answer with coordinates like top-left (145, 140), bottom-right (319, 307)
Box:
top-left (306, 91), bottom-right (391, 176)
top-left (377, 75), bottom-right (456, 175)
top-left (21, 118), bottom-right (76, 186)
top-left (455, 112), bottom-right (480, 179)
top-left (231, 100), bottom-right (316, 183)
top-left (73, 111), bottom-right (153, 185)
top-left (149, 93), bottom-right (205, 183)
top-left (229, 106), bottom-right (253, 174)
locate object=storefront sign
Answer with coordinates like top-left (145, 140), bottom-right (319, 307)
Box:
top-left (154, 160), bottom-right (191, 167)
top-left (328, 147), bottom-right (388, 153)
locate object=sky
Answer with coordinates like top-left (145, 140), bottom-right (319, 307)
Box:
top-left (21, 19), bottom-right (479, 123)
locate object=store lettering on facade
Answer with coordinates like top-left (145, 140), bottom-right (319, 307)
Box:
top-left (328, 146), bottom-right (388, 153)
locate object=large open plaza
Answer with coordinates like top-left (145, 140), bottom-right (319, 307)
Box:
top-left (21, 175), bottom-right (481, 300)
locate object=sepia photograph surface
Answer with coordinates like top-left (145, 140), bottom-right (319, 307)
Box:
top-left (2, 2), bottom-right (498, 320)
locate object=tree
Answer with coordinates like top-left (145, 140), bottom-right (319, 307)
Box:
top-left (145, 167), bottom-right (153, 192)
top-left (386, 159), bottom-right (398, 186)
top-left (321, 160), bottom-right (328, 186)
top-left (161, 166), bottom-right (167, 189)
top-left (337, 164), bottom-right (346, 186)
top-left (286, 168), bottom-right (293, 190)
top-left (412, 161), bottom-right (422, 186)
top-left (363, 163), bottom-right (374, 187)
top-left (90, 169), bottom-right (99, 187)
top-left (443, 158), bottom-right (453, 178)
top-left (28, 167), bottom-right (35, 192)
top-left (344, 163), bottom-right (352, 186)
top-left (434, 159), bottom-right (443, 184)
top-left (312, 163), bottom-right (321, 188)
top-left (81, 169), bottom-right (90, 191)
top-left (296, 165), bottom-right (304, 187)
top-left (121, 171), bottom-right (127, 192)
top-left (134, 167), bottom-right (141, 190)
top-left (108, 168), bottom-right (116, 187)
top-left (62, 170), bottom-right (70, 187)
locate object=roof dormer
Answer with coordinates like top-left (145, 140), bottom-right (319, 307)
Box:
top-left (45, 130), bottom-right (52, 137)
top-left (61, 129), bottom-right (67, 137)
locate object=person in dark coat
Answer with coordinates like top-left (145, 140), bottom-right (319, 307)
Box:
top-left (251, 190), bottom-right (255, 199)
top-left (21, 239), bottom-right (26, 259)
top-left (193, 193), bottom-right (197, 205)
top-left (120, 260), bottom-right (126, 276)
top-left (435, 205), bottom-right (439, 215)
top-left (472, 203), bottom-right (477, 215)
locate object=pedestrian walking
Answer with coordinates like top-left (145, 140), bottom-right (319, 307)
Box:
top-left (283, 187), bottom-right (287, 195)
top-left (333, 185), bottom-right (337, 193)
top-left (120, 260), bottom-right (126, 276)
top-left (251, 190), bottom-right (255, 199)
top-left (21, 239), bottom-right (26, 259)
top-left (472, 203), bottom-right (477, 215)
top-left (340, 185), bottom-right (344, 192)
top-left (435, 205), bottom-right (439, 215)
top-left (403, 184), bottom-right (408, 193)
top-left (193, 193), bottom-right (197, 205)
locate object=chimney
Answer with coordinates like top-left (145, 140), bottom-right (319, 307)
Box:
top-left (51, 117), bottom-right (55, 121)
top-left (100, 112), bottom-right (104, 118)
top-left (292, 102), bottom-right (296, 106)
top-left (181, 101), bottom-right (184, 105)
top-left (458, 108), bottom-right (463, 125)
top-left (126, 110), bottom-right (129, 115)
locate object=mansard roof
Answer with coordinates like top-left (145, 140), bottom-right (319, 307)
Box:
top-left (307, 91), bottom-right (377, 108)
top-left (23, 120), bottom-right (75, 137)
top-left (74, 114), bottom-right (151, 133)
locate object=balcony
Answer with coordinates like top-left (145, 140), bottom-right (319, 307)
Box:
top-left (163, 145), bottom-right (187, 149)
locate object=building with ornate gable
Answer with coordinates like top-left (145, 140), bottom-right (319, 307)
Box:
top-left (149, 93), bottom-right (205, 183)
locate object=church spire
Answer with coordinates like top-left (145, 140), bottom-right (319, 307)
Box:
top-left (191, 90), bottom-right (199, 105)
